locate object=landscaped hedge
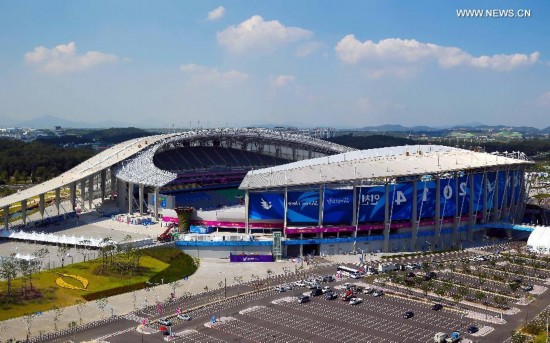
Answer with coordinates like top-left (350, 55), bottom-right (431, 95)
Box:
top-left (143, 247), bottom-right (197, 284)
top-left (82, 282), bottom-right (146, 301)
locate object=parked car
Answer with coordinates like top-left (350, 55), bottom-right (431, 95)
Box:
top-left (431, 303), bottom-right (443, 311)
top-left (403, 311), bottom-right (414, 319)
top-left (406, 272), bottom-right (416, 278)
top-left (467, 325), bottom-right (479, 334)
top-left (349, 297), bottom-right (363, 305)
top-left (294, 280), bottom-right (306, 287)
top-left (325, 292), bottom-right (338, 300)
top-left (323, 275), bottom-right (335, 282)
top-left (298, 295), bottom-right (310, 304)
top-left (522, 285), bottom-right (534, 292)
top-left (311, 288), bottom-right (323, 297)
top-left (177, 313), bottom-right (191, 321)
top-left (364, 287), bottom-right (375, 294)
top-left (158, 318), bottom-right (172, 326)
top-left (373, 290), bottom-right (384, 297)
top-left (322, 286), bottom-right (332, 294)
top-left (275, 286), bottom-right (286, 292)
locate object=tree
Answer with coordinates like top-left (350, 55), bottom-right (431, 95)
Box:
top-left (56, 244), bottom-right (70, 268)
top-left (0, 255), bottom-right (19, 297)
top-left (96, 298), bottom-right (108, 319)
top-left (23, 313), bottom-right (34, 341)
top-left (76, 301), bottom-right (86, 325)
top-left (53, 306), bottom-right (63, 332)
top-left (76, 240), bottom-right (91, 262)
top-left (234, 276), bottom-right (243, 296)
top-left (420, 280), bottom-right (433, 298)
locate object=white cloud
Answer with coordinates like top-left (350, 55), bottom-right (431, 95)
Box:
top-left (535, 91), bottom-right (550, 107)
top-left (207, 6), bottom-right (225, 21)
top-left (295, 41), bottom-right (321, 57)
top-left (335, 35), bottom-right (539, 71)
top-left (180, 63), bottom-right (248, 87)
top-left (270, 75), bottom-right (295, 87)
top-left (217, 15), bottom-right (312, 54)
top-left (24, 42), bottom-right (118, 73)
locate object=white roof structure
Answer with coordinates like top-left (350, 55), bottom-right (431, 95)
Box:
top-left (0, 128), bottom-right (351, 207)
top-left (0, 133), bottom-right (174, 208)
top-left (527, 226), bottom-right (550, 254)
top-left (239, 145), bottom-right (533, 190)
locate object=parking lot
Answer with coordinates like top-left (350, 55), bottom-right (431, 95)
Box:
top-left (44, 244), bottom-right (550, 343)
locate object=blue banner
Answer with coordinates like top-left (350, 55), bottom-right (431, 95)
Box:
top-left (249, 192), bottom-right (284, 220)
top-left (417, 181), bottom-right (436, 219)
top-left (287, 190), bottom-right (320, 224)
top-left (498, 170), bottom-right (508, 209)
top-left (486, 172), bottom-right (496, 210)
top-left (457, 175), bottom-right (470, 215)
top-left (473, 173), bottom-right (484, 212)
top-left (388, 183), bottom-right (413, 221)
top-left (323, 188), bottom-right (353, 225)
top-left (439, 178), bottom-right (457, 217)
top-left (513, 170), bottom-right (522, 203)
top-left (357, 185), bottom-right (386, 222)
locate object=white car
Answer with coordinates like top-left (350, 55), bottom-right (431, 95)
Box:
top-left (373, 290), bottom-right (384, 297)
top-left (322, 286), bottom-right (332, 294)
top-left (350, 297), bottom-right (363, 305)
top-left (294, 281), bottom-right (306, 287)
top-left (177, 313), bottom-right (191, 321)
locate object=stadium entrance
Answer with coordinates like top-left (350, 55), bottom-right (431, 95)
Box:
top-left (303, 244), bottom-right (319, 256)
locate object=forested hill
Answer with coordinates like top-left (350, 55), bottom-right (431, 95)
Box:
top-left (37, 127), bottom-right (151, 145)
top-left (0, 140), bottom-right (95, 184)
top-left (326, 134), bottom-right (417, 150)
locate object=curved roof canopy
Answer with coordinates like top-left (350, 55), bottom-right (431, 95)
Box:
top-left (0, 128), bottom-right (352, 208)
top-left (239, 145), bottom-right (533, 190)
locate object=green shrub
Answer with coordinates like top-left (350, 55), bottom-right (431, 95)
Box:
top-left (82, 282), bottom-right (146, 301)
top-left (142, 247), bottom-right (197, 284)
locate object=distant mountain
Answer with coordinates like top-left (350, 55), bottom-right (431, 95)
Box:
top-left (10, 115), bottom-right (130, 129)
top-left (357, 123), bottom-right (544, 134)
top-left (541, 127), bottom-right (550, 134)
top-left (359, 124), bottom-right (443, 132)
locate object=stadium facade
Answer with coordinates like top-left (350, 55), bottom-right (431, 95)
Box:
top-left (0, 128), bottom-right (534, 257)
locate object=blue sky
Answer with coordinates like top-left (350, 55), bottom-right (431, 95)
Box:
top-left (0, 0), bottom-right (549, 128)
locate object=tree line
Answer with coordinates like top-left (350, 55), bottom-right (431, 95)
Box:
top-left (0, 139), bottom-right (95, 185)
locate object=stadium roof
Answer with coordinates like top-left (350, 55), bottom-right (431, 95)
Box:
top-left (527, 226), bottom-right (550, 253)
top-left (239, 145), bottom-right (534, 190)
top-left (0, 133), bottom-right (174, 209)
top-left (0, 128), bottom-right (352, 208)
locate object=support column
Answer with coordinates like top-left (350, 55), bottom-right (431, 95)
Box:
top-left (39, 193), bottom-right (45, 219)
top-left (383, 182), bottom-right (390, 252)
top-left (80, 180), bottom-right (86, 210)
top-left (55, 188), bottom-right (61, 216)
top-left (100, 170), bottom-right (106, 203)
top-left (21, 200), bottom-right (27, 225)
top-left (299, 234), bottom-right (304, 256)
top-left (434, 177), bottom-right (441, 251)
top-left (69, 182), bottom-right (76, 212)
top-left (4, 205), bottom-right (9, 229)
top-left (128, 182), bottom-right (134, 214)
top-left (353, 186), bottom-right (358, 240)
top-left (117, 180), bottom-right (125, 209)
top-left (492, 171), bottom-right (499, 222)
top-left (468, 173), bottom-right (475, 241)
top-left (410, 180), bottom-right (418, 251)
top-left (154, 187), bottom-right (160, 220)
top-left (482, 171), bottom-right (488, 223)
top-left (139, 184), bottom-right (144, 215)
top-left (88, 175), bottom-right (94, 211)
top-left (244, 191), bottom-right (249, 235)
top-left (318, 185), bottom-right (324, 227)
top-left (110, 172), bottom-right (117, 198)
top-left (452, 174), bottom-right (459, 248)
top-left (283, 187), bottom-right (288, 232)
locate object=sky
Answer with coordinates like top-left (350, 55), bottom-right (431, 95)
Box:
top-left (0, 0), bottom-right (549, 129)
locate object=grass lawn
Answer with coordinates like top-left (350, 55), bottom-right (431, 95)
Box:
top-left (0, 255), bottom-right (168, 320)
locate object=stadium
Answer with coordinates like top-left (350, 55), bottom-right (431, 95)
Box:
top-left (0, 128), bottom-right (536, 258)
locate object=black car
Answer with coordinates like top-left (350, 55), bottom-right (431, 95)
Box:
top-left (323, 275), bottom-right (335, 282)
top-left (325, 292), bottom-right (338, 300)
top-left (522, 285), bottom-right (534, 292)
top-left (431, 303), bottom-right (443, 311)
top-left (311, 288), bottom-right (323, 297)
top-left (467, 326), bottom-right (479, 334)
top-left (298, 295), bottom-right (310, 304)
top-left (403, 311), bottom-right (414, 319)
top-left (406, 272), bottom-right (416, 278)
